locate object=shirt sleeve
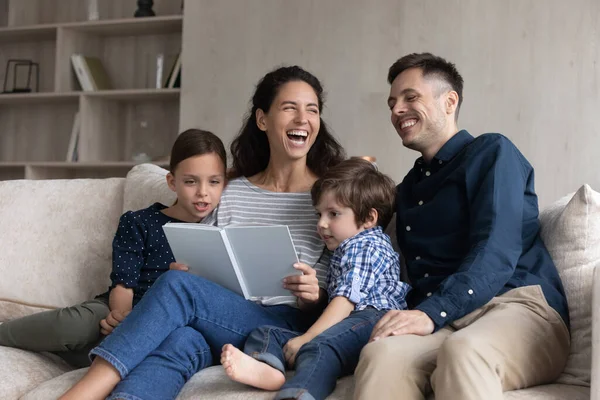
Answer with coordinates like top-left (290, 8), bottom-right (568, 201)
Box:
top-left (415, 138), bottom-right (528, 331)
top-left (329, 241), bottom-right (383, 305)
top-left (110, 211), bottom-right (146, 289)
top-left (313, 248), bottom-right (332, 290)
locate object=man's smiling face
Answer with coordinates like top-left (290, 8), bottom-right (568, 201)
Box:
top-left (387, 67), bottom-right (450, 153)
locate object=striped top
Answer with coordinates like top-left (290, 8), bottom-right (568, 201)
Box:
top-left (216, 177), bottom-right (330, 306)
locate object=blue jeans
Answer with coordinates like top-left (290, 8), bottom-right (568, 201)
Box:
top-left (90, 271), bottom-right (318, 400)
top-left (245, 307), bottom-right (386, 400)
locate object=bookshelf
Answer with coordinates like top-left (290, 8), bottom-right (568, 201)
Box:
top-left (0, 0), bottom-right (183, 180)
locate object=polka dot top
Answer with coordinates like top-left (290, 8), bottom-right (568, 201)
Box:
top-left (109, 202), bottom-right (215, 305)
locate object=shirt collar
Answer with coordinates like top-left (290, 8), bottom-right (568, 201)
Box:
top-left (433, 130), bottom-right (474, 162)
top-left (413, 130), bottom-right (474, 167)
top-left (337, 226), bottom-right (384, 251)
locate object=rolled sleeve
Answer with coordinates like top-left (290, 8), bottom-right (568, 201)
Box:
top-left (329, 242), bottom-right (377, 306)
top-left (110, 212), bottom-right (146, 289)
top-left (416, 140), bottom-right (527, 330)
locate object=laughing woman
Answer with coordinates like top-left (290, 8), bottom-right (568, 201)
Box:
top-left (60, 66), bottom-right (345, 400)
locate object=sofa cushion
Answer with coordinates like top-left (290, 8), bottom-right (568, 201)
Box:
top-left (0, 178), bottom-right (124, 321)
top-left (539, 184), bottom-right (600, 386)
top-left (18, 365), bottom-right (590, 400)
top-left (20, 366), bottom-right (354, 400)
top-left (123, 163), bottom-right (175, 213)
top-left (502, 384), bottom-right (590, 400)
top-left (0, 347), bottom-right (72, 399)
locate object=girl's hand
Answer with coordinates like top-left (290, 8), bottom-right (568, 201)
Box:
top-left (283, 263), bottom-right (320, 304)
top-left (100, 310), bottom-right (130, 335)
top-left (283, 335), bottom-right (310, 368)
top-left (169, 262), bottom-right (189, 272)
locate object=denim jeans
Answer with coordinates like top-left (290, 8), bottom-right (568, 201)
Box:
top-left (244, 307), bottom-right (386, 400)
top-left (90, 271), bottom-right (317, 400)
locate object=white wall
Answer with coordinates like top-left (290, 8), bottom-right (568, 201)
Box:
top-left (181, 0), bottom-right (600, 207)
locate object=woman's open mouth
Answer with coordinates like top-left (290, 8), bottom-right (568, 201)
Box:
top-left (286, 130), bottom-right (308, 146)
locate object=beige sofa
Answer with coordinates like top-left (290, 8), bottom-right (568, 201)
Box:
top-left (0, 164), bottom-right (598, 400)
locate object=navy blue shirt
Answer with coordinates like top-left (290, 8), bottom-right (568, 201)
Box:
top-left (396, 130), bottom-right (569, 331)
top-left (109, 203), bottom-right (182, 305)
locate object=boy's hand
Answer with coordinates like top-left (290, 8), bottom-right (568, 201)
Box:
top-left (283, 263), bottom-right (320, 304)
top-left (283, 335), bottom-right (310, 368)
top-left (169, 262), bottom-right (189, 272)
top-left (100, 310), bottom-right (130, 335)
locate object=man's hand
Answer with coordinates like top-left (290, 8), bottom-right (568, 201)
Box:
top-left (283, 335), bottom-right (310, 368)
top-left (100, 310), bottom-right (130, 336)
top-left (370, 310), bottom-right (435, 342)
top-left (283, 263), bottom-right (320, 304)
top-left (169, 262), bottom-right (189, 272)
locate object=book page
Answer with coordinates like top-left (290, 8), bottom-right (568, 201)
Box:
top-left (162, 224), bottom-right (246, 297)
top-left (224, 225), bottom-right (301, 298)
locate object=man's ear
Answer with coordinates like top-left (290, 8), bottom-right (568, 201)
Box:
top-left (445, 91), bottom-right (459, 116)
top-left (256, 108), bottom-right (267, 131)
top-left (363, 208), bottom-right (379, 229)
top-left (166, 172), bottom-right (176, 192)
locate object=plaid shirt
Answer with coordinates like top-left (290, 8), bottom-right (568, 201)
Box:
top-left (327, 226), bottom-right (410, 311)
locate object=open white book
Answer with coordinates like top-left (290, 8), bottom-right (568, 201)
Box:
top-left (162, 223), bottom-right (301, 299)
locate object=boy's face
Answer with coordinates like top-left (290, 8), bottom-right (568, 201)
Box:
top-left (315, 191), bottom-right (367, 251)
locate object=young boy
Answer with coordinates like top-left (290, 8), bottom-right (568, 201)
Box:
top-left (221, 158), bottom-right (410, 400)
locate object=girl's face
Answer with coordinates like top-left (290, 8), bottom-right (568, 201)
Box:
top-left (166, 153), bottom-right (226, 222)
top-left (256, 81), bottom-right (321, 163)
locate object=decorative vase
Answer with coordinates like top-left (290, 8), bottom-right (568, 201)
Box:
top-left (134, 0), bottom-right (155, 17)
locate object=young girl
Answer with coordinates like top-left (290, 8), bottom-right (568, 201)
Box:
top-left (0, 129), bottom-right (227, 367)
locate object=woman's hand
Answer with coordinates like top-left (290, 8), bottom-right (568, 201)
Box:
top-left (283, 263), bottom-right (320, 304)
top-left (169, 262), bottom-right (189, 272)
top-left (283, 335), bottom-right (310, 368)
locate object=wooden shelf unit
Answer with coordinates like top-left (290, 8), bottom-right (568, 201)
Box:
top-left (0, 0), bottom-right (183, 180)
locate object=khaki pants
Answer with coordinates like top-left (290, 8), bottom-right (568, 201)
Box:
top-left (354, 286), bottom-right (570, 400)
top-left (0, 298), bottom-right (109, 368)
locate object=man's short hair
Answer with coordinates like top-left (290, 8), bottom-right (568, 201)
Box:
top-left (311, 158), bottom-right (396, 229)
top-left (388, 52), bottom-right (464, 119)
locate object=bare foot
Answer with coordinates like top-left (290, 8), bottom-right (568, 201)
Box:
top-left (220, 344), bottom-right (285, 391)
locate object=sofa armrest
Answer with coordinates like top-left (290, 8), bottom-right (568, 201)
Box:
top-left (591, 267), bottom-right (600, 400)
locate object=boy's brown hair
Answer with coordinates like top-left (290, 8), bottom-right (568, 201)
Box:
top-left (311, 158), bottom-right (396, 228)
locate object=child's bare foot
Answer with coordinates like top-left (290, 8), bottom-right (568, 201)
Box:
top-left (220, 344), bottom-right (285, 391)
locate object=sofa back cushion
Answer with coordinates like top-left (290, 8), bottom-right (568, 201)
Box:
top-left (123, 163), bottom-right (175, 213)
top-left (539, 184), bottom-right (600, 386)
top-left (0, 178), bottom-right (124, 321)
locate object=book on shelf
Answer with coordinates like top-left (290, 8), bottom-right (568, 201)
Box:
top-left (155, 54), bottom-right (164, 89)
top-left (71, 54), bottom-right (112, 91)
top-left (66, 112), bottom-right (81, 162)
top-left (154, 53), bottom-right (179, 89)
top-left (162, 223), bottom-right (302, 299)
top-left (163, 52), bottom-right (181, 88)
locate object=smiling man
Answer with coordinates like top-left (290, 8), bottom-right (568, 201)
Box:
top-left (353, 53), bottom-right (570, 400)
